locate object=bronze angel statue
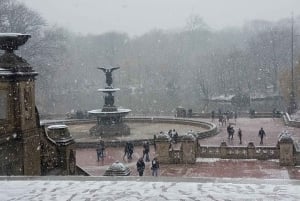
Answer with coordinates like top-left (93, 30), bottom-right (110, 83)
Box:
top-left (98, 67), bottom-right (120, 87)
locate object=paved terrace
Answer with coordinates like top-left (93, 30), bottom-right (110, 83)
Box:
top-left (200, 117), bottom-right (300, 146)
top-left (76, 117), bottom-right (300, 179)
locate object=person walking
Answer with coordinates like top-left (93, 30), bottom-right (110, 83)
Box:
top-left (258, 127), bottom-right (266, 145)
top-left (136, 157), bottom-right (145, 176)
top-left (151, 157), bottom-right (159, 176)
top-left (96, 140), bottom-right (105, 161)
top-left (124, 141), bottom-right (134, 160)
top-left (143, 141), bottom-right (150, 162)
top-left (230, 126), bottom-right (235, 140)
top-left (211, 110), bottom-right (215, 122)
top-left (238, 128), bottom-right (242, 144)
top-left (227, 124), bottom-right (231, 139)
top-left (234, 111), bottom-right (238, 123)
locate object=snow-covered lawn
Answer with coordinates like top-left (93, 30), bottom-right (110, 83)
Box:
top-left (0, 177), bottom-right (300, 201)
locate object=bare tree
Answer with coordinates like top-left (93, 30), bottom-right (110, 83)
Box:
top-left (0, 0), bottom-right (45, 33)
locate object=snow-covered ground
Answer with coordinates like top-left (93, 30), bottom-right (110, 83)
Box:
top-left (0, 177), bottom-right (300, 201)
top-left (291, 110), bottom-right (300, 121)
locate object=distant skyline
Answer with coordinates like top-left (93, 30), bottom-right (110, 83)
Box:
top-left (20, 0), bottom-right (300, 36)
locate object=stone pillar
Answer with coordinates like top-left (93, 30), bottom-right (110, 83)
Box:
top-left (247, 142), bottom-right (256, 159)
top-left (278, 133), bottom-right (294, 166)
top-left (154, 133), bottom-right (171, 164)
top-left (180, 134), bottom-right (196, 164)
top-left (0, 34), bottom-right (40, 175)
top-left (220, 141), bottom-right (227, 159)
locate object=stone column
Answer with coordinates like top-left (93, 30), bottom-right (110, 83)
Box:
top-left (220, 141), bottom-right (227, 159)
top-left (0, 34), bottom-right (40, 175)
top-left (154, 133), bottom-right (171, 164)
top-left (180, 134), bottom-right (196, 164)
top-left (278, 133), bottom-right (294, 166)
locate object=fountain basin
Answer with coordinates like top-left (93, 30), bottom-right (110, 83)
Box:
top-left (88, 108), bottom-right (131, 117)
top-left (0, 33), bottom-right (31, 52)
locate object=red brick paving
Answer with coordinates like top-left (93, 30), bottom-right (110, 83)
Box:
top-left (76, 117), bottom-right (300, 179)
top-left (76, 147), bottom-right (300, 179)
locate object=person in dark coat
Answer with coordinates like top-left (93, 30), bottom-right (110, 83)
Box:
top-left (151, 157), bottom-right (159, 176)
top-left (258, 127), bottom-right (266, 145)
top-left (238, 128), bottom-right (242, 144)
top-left (96, 140), bottom-right (105, 161)
top-left (227, 124), bottom-right (234, 140)
top-left (136, 157), bottom-right (145, 176)
top-left (227, 124), bottom-right (231, 139)
top-left (234, 111), bottom-right (238, 122)
top-left (124, 141), bottom-right (134, 160)
top-left (143, 141), bottom-right (150, 162)
top-left (211, 110), bottom-right (215, 122)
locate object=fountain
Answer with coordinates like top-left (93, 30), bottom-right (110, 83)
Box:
top-left (88, 67), bottom-right (131, 136)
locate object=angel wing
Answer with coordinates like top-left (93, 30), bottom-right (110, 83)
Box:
top-left (97, 67), bottom-right (107, 72)
top-left (110, 67), bottom-right (120, 72)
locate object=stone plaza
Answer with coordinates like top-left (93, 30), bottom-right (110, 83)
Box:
top-left (75, 117), bottom-right (300, 179)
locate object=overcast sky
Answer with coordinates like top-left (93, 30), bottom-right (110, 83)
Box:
top-left (20, 0), bottom-right (300, 36)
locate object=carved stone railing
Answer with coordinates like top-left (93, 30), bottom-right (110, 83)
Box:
top-left (198, 142), bottom-right (279, 160)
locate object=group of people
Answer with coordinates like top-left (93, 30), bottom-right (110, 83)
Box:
top-left (213, 110), bottom-right (237, 126)
top-left (227, 124), bottom-right (243, 144)
top-left (225, 125), bottom-right (266, 145)
top-left (136, 156), bottom-right (159, 177)
top-left (167, 129), bottom-right (179, 143)
top-left (136, 140), bottom-right (159, 176)
top-left (96, 139), bottom-right (159, 176)
top-left (122, 140), bottom-right (150, 162)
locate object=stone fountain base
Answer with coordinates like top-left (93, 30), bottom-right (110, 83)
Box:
top-left (89, 123), bottom-right (130, 137)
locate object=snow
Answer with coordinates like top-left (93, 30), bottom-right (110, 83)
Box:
top-left (47, 124), bottom-right (68, 129)
top-left (0, 33), bottom-right (28, 37)
top-left (196, 158), bottom-right (279, 163)
top-left (98, 88), bottom-right (120, 92)
top-left (211, 94), bottom-right (235, 101)
top-left (0, 177), bottom-right (300, 200)
top-left (88, 108), bottom-right (131, 114)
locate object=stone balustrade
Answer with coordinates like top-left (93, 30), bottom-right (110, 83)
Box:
top-left (156, 132), bottom-right (296, 166)
top-left (198, 142), bottom-right (279, 160)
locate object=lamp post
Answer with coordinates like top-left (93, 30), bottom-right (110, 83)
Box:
top-left (289, 14), bottom-right (297, 114)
